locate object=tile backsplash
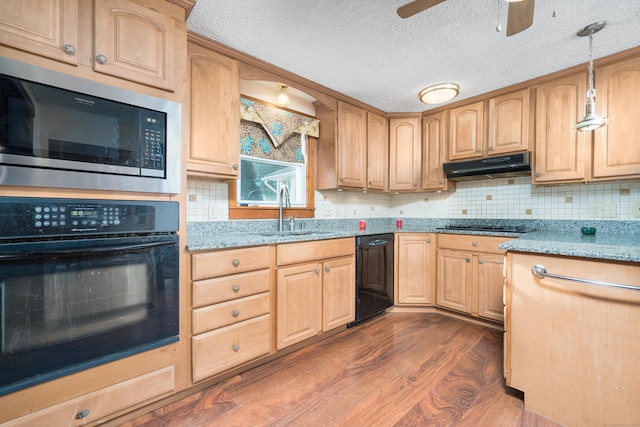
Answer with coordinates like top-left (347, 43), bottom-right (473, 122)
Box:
top-left (187, 177), bottom-right (640, 222)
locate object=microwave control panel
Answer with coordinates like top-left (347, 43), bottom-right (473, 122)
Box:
top-left (140, 110), bottom-right (166, 175)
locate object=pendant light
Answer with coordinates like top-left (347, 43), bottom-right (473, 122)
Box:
top-left (575, 21), bottom-right (607, 132)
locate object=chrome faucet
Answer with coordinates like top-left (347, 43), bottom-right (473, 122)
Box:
top-left (278, 183), bottom-right (290, 232)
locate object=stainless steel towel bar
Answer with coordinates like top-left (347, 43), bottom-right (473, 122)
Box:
top-left (531, 264), bottom-right (640, 291)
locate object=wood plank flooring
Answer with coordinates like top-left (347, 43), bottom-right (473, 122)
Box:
top-left (119, 313), bottom-right (560, 427)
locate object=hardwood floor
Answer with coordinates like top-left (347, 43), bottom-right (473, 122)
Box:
top-left (120, 313), bottom-right (560, 427)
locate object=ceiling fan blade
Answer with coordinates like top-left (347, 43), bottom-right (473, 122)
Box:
top-left (506, 0), bottom-right (535, 36)
top-left (397, 0), bottom-right (447, 19)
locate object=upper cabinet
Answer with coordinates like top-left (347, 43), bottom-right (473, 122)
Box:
top-left (336, 101), bottom-right (367, 188)
top-left (422, 111), bottom-right (454, 192)
top-left (533, 72), bottom-right (589, 184)
top-left (0, 0), bottom-right (179, 91)
top-left (0, 0), bottom-right (79, 65)
top-left (93, 0), bottom-right (176, 91)
top-left (447, 101), bottom-right (484, 161)
top-left (186, 41), bottom-right (240, 178)
top-left (316, 101), bottom-right (387, 191)
top-left (389, 116), bottom-right (422, 191)
top-left (487, 88), bottom-right (531, 155)
top-left (366, 112), bottom-right (389, 191)
top-left (592, 55), bottom-right (640, 181)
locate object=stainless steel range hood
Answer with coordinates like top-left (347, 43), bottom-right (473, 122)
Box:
top-left (443, 152), bottom-right (531, 181)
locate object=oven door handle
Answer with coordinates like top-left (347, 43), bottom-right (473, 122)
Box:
top-left (0, 240), bottom-right (175, 260)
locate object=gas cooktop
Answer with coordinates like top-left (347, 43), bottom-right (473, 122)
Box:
top-left (436, 224), bottom-right (533, 233)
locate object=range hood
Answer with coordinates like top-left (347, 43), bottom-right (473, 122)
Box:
top-left (443, 152), bottom-right (531, 181)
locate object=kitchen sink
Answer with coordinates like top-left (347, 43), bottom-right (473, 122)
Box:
top-left (254, 230), bottom-right (334, 237)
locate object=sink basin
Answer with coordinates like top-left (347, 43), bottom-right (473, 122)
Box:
top-left (254, 230), bottom-right (333, 237)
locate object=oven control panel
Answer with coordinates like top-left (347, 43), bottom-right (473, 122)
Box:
top-left (0, 197), bottom-right (178, 238)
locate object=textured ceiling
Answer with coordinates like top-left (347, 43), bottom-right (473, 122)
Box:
top-left (187, 0), bottom-right (640, 113)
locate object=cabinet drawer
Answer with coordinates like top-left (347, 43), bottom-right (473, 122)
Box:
top-left (192, 246), bottom-right (271, 280)
top-left (193, 292), bottom-right (270, 335)
top-left (192, 314), bottom-right (271, 382)
top-left (437, 234), bottom-right (511, 254)
top-left (4, 366), bottom-right (175, 427)
top-left (193, 268), bottom-right (270, 307)
top-left (277, 237), bottom-right (354, 266)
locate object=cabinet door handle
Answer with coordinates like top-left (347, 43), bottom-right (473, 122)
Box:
top-left (232, 259), bottom-right (240, 267)
top-left (76, 409), bottom-right (90, 420)
top-left (478, 259), bottom-right (484, 265)
top-left (488, 146), bottom-right (494, 151)
top-left (325, 266), bottom-right (330, 273)
top-left (466, 258), bottom-right (471, 263)
top-left (535, 172), bottom-right (542, 177)
top-left (232, 164), bottom-right (238, 170)
top-left (232, 285), bottom-right (240, 293)
top-left (232, 310), bottom-right (240, 318)
top-left (63, 44), bottom-right (76, 55)
top-left (232, 344), bottom-right (240, 352)
top-left (339, 177), bottom-right (344, 182)
top-left (427, 239), bottom-right (431, 243)
top-left (315, 268), bottom-right (321, 275)
top-left (95, 54), bottom-right (108, 64)
top-left (531, 265), bottom-right (640, 291)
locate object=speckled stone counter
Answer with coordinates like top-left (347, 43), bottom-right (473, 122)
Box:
top-left (187, 218), bottom-right (640, 262)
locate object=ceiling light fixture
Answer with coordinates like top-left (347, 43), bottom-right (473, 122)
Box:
top-left (575, 21), bottom-right (608, 132)
top-left (419, 83), bottom-right (459, 105)
top-left (275, 83), bottom-right (290, 107)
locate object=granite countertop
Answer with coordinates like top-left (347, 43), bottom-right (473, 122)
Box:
top-left (186, 218), bottom-right (640, 263)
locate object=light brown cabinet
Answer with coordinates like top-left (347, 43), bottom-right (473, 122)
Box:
top-left (505, 252), bottom-right (640, 426)
top-left (487, 88), bottom-right (531, 155)
top-left (0, 0), bottom-right (178, 91)
top-left (190, 246), bottom-right (272, 383)
top-left (186, 41), bottom-right (240, 178)
top-left (447, 101), bottom-right (485, 161)
top-left (421, 112), bottom-right (454, 192)
top-left (592, 55), bottom-right (640, 180)
top-left (337, 101), bottom-right (367, 188)
top-left (437, 234), bottom-right (510, 322)
top-left (395, 233), bottom-right (436, 305)
top-left (366, 111), bottom-right (389, 191)
top-left (389, 116), bottom-right (422, 191)
top-left (533, 72), bottom-right (589, 184)
top-left (276, 238), bottom-right (355, 350)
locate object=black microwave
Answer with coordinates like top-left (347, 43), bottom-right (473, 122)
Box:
top-left (0, 57), bottom-right (180, 194)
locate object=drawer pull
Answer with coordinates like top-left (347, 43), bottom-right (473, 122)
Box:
top-left (472, 242), bottom-right (478, 247)
top-left (232, 344), bottom-right (240, 352)
top-left (76, 409), bottom-right (90, 420)
top-left (232, 285), bottom-right (240, 293)
top-left (232, 259), bottom-right (240, 267)
top-left (531, 265), bottom-right (640, 291)
top-left (232, 309), bottom-right (240, 318)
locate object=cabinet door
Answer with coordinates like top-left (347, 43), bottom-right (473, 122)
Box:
top-left (186, 42), bottom-right (240, 177)
top-left (422, 111), bottom-right (453, 191)
top-left (93, 0), bottom-right (175, 91)
top-left (447, 101), bottom-right (484, 160)
top-left (337, 101), bottom-right (367, 188)
top-left (436, 249), bottom-right (473, 313)
top-left (477, 253), bottom-right (505, 322)
top-left (592, 56), bottom-right (640, 180)
top-left (0, 0), bottom-right (79, 64)
top-left (488, 89), bottom-right (530, 155)
top-left (322, 256), bottom-right (355, 331)
top-left (397, 234), bottom-right (436, 305)
top-left (389, 117), bottom-right (421, 191)
top-left (276, 263), bottom-right (322, 350)
top-left (534, 72), bottom-right (588, 183)
top-left (366, 112), bottom-right (388, 190)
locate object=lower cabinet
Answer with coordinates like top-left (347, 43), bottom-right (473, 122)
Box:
top-left (190, 246), bottom-right (273, 383)
top-left (395, 233), bottom-right (436, 305)
top-left (436, 234), bottom-right (510, 322)
top-left (4, 366), bottom-right (176, 427)
top-left (276, 238), bottom-right (355, 350)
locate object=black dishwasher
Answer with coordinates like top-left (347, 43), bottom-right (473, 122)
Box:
top-left (352, 233), bottom-right (394, 325)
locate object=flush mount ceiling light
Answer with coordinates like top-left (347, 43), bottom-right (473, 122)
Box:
top-left (275, 83), bottom-right (290, 107)
top-left (419, 83), bottom-right (459, 104)
top-left (575, 21), bottom-right (608, 132)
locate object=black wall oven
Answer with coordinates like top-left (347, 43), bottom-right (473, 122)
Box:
top-left (0, 197), bottom-right (179, 396)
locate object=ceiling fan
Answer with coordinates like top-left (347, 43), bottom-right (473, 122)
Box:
top-left (397, 0), bottom-right (535, 37)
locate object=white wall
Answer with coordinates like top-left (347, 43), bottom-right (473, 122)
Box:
top-left (187, 177), bottom-right (640, 222)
